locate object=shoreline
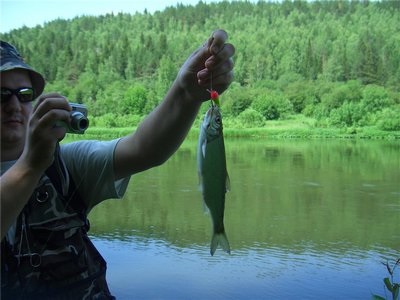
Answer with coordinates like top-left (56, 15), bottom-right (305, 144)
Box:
top-left (64, 126), bottom-right (400, 142)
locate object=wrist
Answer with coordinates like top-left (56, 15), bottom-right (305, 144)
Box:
top-left (14, 157), bottom-right (44, 179)
top-left (18, 150), bottom-right (51, 177)
top-left (170, 81), bottom-right (204, 110)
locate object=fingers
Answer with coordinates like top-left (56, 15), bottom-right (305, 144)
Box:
top-left (208, 29), bottom-right (229, 55)
top-left (175, 29), bottom-right (235, 102)
top-left (205, 42), bottom-right (235, 68)
top-left (29, 93), bottom-right (71, 139)
top-left (196, 30), bottom-right (229, 63)
top-left (34, 93), bottom-right (71, 115)
top-left (33, 93), bottom-right (71, 121)
top-left (207, 59), bottom-right (234, 87)
top-left (196, 30), bottom-right (235, 88)
top-left (198, 59), bottom-right (233, 86)
top-left (23, 93), bottom-right (72, 170)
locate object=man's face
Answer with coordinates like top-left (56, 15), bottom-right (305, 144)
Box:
top-left (1, 69), bottom-right (34, 149)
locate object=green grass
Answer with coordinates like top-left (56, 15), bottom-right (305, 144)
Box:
top-left (63, 115), bottom-right (400, 143)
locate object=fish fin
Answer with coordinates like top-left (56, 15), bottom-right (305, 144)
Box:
top-left (201, 140), bottom-right (207, 158)
top-left (203, 201), bottom-right (210, 214)
top-left (198, 172), bottom-right (203, 192)
top-left (225, 173), bottom-right (231, 193)
top-left (210, 232), bottom-right (231, 256)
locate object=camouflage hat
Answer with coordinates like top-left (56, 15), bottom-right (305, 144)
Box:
top-left (1, 41), bottom-right (45, 96)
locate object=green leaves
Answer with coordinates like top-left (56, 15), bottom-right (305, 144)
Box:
top-left (394, 284), bottom-right (400, 300)
top-left (374, 260), bottom-right (400, 300)
top-left (383, 278), bottom-right (399, 300)
top-left (252, 91), bottom-right (293, 121)
top-left (371, 295), bottom-right (386, 300)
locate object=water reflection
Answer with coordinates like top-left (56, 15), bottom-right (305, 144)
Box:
top-left (92, 235), bottom-right (398, 299)
top-left (88, 138), bottom-right (400, 299)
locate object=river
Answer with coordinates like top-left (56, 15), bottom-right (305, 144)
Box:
top-left (87, 138), bottom-right (400, 299)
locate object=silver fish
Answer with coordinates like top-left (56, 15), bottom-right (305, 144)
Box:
top-left (197, 104), bottom-right (231, 256)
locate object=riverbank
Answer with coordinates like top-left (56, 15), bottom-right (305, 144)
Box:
top-left (62, 111), bottom-right (400, 142)
top-left (64, 124), bottom-right (400, 143)
top-left (223, 127), bottom-right (400, 140)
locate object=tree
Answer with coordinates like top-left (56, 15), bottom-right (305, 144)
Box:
top-left (121, 85), bottom-right (148, 115)
top-left (155, 55), bottom-right (177, 96)
top-left (1, 0), bottom-right (398, 131)
top-left (252, 90), bottom-right (293, 120)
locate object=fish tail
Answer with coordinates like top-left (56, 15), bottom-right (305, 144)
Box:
top-left (210, 231), bottom-right (231, 256)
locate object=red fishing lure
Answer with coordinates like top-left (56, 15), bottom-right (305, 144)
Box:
top-left (208, 89), bottom-right (220, 106)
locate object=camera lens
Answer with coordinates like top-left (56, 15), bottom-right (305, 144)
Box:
top-left (70, 111), bottom-right (89, 132)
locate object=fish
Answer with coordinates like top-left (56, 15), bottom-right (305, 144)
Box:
top-left (197, 103), bottom-right (231, 256)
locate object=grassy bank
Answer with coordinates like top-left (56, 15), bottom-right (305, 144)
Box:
top-left (64, 120), bottom-right (400, 143)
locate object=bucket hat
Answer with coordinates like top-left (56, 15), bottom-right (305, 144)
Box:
top-left (1, 41), bottom-right (45, 96)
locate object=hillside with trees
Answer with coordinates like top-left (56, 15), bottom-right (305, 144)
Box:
top-left (1, 0), bottom-right (399, 133)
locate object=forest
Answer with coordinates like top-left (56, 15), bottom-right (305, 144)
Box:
top-left (1, 0), bottom-right (400, 133)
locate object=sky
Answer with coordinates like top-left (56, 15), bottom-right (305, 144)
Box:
top-left (0, 0), bottom-right (235, 33)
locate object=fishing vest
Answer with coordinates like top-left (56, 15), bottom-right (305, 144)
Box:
top-left (1, 152), bottom-right (115, 299)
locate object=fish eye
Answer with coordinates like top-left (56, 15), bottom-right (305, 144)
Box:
top-left (215, 116), bottom-right (221, 124)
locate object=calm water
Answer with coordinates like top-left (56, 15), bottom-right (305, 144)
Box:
top-left (88, 138), bottom-right (400, 299)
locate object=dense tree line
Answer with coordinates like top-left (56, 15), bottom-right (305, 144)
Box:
top-left (1, 0), bottom-right (399, 130)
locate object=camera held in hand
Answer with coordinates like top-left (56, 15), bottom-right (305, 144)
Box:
top-left (57, 103), bottom-right (89, 134)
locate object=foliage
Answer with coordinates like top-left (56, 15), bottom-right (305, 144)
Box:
top-left (328, 101), bottom-right (365, 127)
top-left (1, 0), bottom-right (399, 132)
top-left (283, 79), bottom-right (317, 113)
top-left (372, 259), bottom-right (400, 300)
top-left (221, 84), bottom-right (254, 117)
top-left (91, 113), bottom-right (143, 128)
top-left (361, 85), bottom-right (394, 113)
top-left (376, 108), bottom-right (400, 131)
top-left (121, 85), bottom-right (148, 115)
top-left (88, 81), bottom-right (126, 116)
top-left (321, 81), bottom-right (363, 111)
top-left (237, 108), bottom-right (265, 128)
top-left (252, 90), bottom-right (293, 120)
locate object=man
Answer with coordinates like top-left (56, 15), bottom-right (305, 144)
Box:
top-left (1, 30), bottom-right (235, 299)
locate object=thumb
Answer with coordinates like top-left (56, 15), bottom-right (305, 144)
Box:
top-left (189, 29), bottom-right (230, 78)
top-left (184, 29), bottom-right (230, 71)
top-left (184, 40), bottom-right (213, 72)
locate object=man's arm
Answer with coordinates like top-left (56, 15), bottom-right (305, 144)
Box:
top-left (114, 30), bottom-right (235, 179)
top-left (0, 161), bottom-right (43, 238)
top-left (1, 95), bottom-right (71, 238)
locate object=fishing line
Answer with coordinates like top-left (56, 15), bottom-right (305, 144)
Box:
top-left (209, 72), bottom-right (216, 107)
top-left (210, 72), bottom-right (213, 92)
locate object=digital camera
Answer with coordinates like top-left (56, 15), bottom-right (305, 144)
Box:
top-left (57, 103), bottom-right (89, 134)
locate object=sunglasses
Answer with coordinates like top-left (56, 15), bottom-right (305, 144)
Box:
top-left (1, 87), bottom-right (35, 104)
